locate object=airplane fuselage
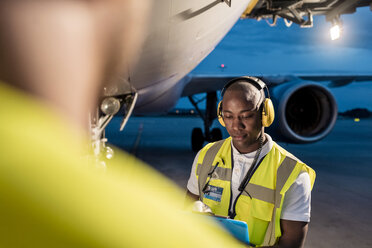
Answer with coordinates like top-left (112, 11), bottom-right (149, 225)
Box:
top-left (103, 0), bottom-right (252, 113)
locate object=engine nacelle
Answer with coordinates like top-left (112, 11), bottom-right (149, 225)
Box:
top-left (267, 81), bottom-right (338, 143)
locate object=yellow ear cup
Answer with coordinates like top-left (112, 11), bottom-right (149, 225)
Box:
top-left (262, 98), bottom-right (275, 127)
top-left (217, 101), bottom-right (225, 127)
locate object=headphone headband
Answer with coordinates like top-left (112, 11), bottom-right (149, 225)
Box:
top-left (220, 76), bottom-right (270, 99)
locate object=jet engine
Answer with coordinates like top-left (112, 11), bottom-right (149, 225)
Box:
top-left (268, 81), bottom-right (338, 143)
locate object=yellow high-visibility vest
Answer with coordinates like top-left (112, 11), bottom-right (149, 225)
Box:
top-left (196, 137), bottom-right (316, 246)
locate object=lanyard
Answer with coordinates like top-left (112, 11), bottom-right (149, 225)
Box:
top-left (238, 135), bottom-right (264, 193)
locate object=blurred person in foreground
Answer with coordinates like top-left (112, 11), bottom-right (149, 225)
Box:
top-left (186, 77), bottom-right (316, 247)
top-left (0, 1), bottom-right (243, 247)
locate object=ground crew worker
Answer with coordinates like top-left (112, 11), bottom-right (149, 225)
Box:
top-left (186, 76), bottom-right (316, 247)
top-left (0, 1), bottom-right (244, 247)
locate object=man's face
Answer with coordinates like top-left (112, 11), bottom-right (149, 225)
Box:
top-left (221, 88), bottom-right (263, 153)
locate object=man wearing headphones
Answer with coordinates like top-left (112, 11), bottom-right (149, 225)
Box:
top-left (186, 77), bottom-right (316, 247)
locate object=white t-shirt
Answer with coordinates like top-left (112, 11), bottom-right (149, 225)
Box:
top-left (186, 134), bottom-right (311, 222)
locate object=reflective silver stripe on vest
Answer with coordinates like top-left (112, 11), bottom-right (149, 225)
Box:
top-left (197, 165), bottom-right (232, 181)
top-left (263, 156), bottom-right (298, 246)
top-left (197, 140), bottom-right (225, 197)
top-left (241, 183), bottom-right (275, 204)
top-left (275, 156), bottom-right (298, 207)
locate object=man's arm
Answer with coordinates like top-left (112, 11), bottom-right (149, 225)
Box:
top-left (261, 220), bottom-right (308, 248)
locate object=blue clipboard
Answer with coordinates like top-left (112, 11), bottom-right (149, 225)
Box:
top-left (209, 216), bottom-right (250, 245)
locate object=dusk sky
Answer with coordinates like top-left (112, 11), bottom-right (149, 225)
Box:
top-left (194, 7), bottom-right (372, 75)
top-left (177, 7), bottom-right (372, 111)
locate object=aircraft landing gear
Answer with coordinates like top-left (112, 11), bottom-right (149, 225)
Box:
top-left (90, 92), bottom-right (138, 167)
top-left (189, 92), bottom-right (223, 152)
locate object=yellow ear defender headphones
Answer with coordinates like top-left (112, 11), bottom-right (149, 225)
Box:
top-left (217, 76), bottom-right (274, 127)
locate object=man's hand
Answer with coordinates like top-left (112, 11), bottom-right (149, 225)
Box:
top-left (192, 201), bottom-right (213, 214)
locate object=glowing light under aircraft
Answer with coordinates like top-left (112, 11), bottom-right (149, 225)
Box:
top-left (330, 23), bottom-right (341, 40)
top-left (329, 16), bottom-right (343, 41)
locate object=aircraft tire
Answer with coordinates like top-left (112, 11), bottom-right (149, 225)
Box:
top-left (210, 128), bottom-right (222, 142)
top-left (191, 128), bottom-right (204, 152)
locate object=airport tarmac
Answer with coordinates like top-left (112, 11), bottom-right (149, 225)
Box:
top-left (106, 116), bottom-right (372, 248)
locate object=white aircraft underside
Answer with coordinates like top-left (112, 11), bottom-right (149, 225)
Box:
top-left (103, 0), bottom-right (252, 113)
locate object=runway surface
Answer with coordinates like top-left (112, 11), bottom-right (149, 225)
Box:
top-left (106, 116), bottom-right (372, 248)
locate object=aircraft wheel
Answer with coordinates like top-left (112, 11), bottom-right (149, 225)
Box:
top-left (191, 128), bottom-right (204, 152)
top-left (210, 128), bottom-right (222, 142)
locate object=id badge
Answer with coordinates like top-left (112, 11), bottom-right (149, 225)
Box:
top-left (203, 185), bottom-right (224, 202)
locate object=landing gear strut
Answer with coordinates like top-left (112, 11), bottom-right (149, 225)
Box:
top-left (89, 92), bottom-right (138, 167)
top-left (189, 92), bottom-right (223, 152)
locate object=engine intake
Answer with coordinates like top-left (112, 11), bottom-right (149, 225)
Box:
top-left (269, 81), bottom-right (338, 143)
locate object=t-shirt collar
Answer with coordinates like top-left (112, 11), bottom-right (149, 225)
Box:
top-left (231, 133), bottom-right (273, 157)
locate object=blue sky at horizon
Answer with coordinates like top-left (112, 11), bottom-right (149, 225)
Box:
top-left (175, 7), bottom-right (372, 111)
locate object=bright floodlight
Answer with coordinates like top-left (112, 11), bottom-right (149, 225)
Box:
top-left (330, 24), bottom-right (341, 40)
